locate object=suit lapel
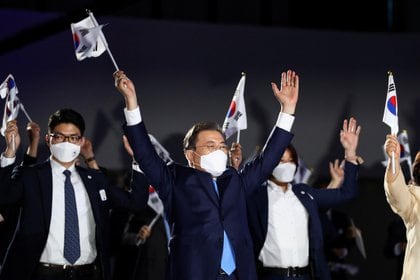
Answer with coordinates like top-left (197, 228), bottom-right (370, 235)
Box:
top-left (37, 160), bottom-right (53, 232)
top-left (293, 185), bottom-right (315, 216)
top-left (217, 169), bottom-right (234, 201)
top-left (196, 171), bottom-right (219, 207)
top-left (76, 167), bottom-right (101, 223)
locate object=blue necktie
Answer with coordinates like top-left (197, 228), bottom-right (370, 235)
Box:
top-left (212, 180), bottom-right (236, 275)
top-left (63, 170), bottom-right (81, 264)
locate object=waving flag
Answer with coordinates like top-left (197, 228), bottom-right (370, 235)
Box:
top-left (71, 16), bottom-right (106, 61)
top-left (149, 134), bottom-right (173, 165)
top-left (222, 73), bottom-right (247, 140)
top-left (382, 72), bottom-right (399, 135)
top-left (398, 130), bottom-right (411, 162)
top-left (148, 186), bottom-right (164, 215)
top-left (293, 157), bottom-right (312, 184)
top-left (381, 130), bottom-right (413, 176)
top-left (0, 75), bottom-right (20, 136)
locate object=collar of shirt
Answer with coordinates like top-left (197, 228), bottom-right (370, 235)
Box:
top-left (50, 156), bottom-right (76, 175)
top-left (267, 180), bottom-right (293, 195)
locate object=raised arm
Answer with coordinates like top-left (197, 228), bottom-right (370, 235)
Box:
top-left (2, 120), bottom-right (21, 161)
top-left (312, 118), bottom-right (361, 208)
top-left (22, 121), bottom-right (40, 166)
top-left (327, 159), bottom-right (345, 189)
top-left (80, 138), bottom-right (100, 170)
top-left (340, 117), bottom-right (361, 165)
top-left (113, 71), bottom-right (172, 204)
top-left (271, 69), bottom-right (299, 115)
top-left (384, 134), bottom-right (401, 183)
top-left (326, 117), bottom-right (361, 189)
top-left (242, 70), bottom-right (298, 193)
top-left (114, 70), bottom-right (138, 111)
top-left (0, 120), bottom-right (24, 205)
top-left (384, 134), bottom-right (413, 220)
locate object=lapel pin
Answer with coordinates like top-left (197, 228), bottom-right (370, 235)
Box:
top-left (99, 189), bottom-right (107, 201)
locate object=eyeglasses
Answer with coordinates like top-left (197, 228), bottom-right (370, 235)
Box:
top-left (49, 133), bottom-right (82, 144)
top-left (194, 143), bottom-right (229, 153)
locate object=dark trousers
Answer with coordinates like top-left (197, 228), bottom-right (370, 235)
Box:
top-left (31, 264), bottom-right (101, 280)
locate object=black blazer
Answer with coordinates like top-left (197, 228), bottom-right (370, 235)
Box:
top-left (0, 160), bottom-right (149, 280)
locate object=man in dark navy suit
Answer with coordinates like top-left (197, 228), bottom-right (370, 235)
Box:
top-left (0, 109), bottom-right (148, 280)
top-left (114, 69), bottom-right (299, 280)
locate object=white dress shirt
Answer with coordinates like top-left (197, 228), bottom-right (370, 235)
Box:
top-left (39, 158), bottom-right (97, 265)
top-left (259, 181), bottom-right (309, 268)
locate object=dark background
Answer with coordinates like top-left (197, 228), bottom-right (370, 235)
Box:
top-left (1, 1), bottom-right (420, 279)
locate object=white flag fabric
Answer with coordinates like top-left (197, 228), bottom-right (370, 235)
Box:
top-left (0, 75), bottom-right (20, 136)
top-left (222, 74), bottom-right (247, 140)
top-left (381, 130), bottom-right (412, 168)
top-left (149, 134), bottom-right (173, 165)
top-left (382, 73), bottom-right (399, 135)
top-left (398, 130), bottom-right (411, 162)
top-left (293, 157), bottom-right (312, 184)
top-left (71, 16), bottom-right (106, 61)
top-left (148, 186), bottom-right (164, 215)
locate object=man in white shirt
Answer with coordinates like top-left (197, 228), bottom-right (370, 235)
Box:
top-left (0, 109), bottom-right (149, 280)
top-left (247, 118), bottom-right (361, 280)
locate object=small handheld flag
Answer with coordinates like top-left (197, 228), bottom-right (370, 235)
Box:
top-left (382, 71), bottom-right (399, 135)
top-left (136, 186), bottom-right (165, 245)
top-left (222, 73), bottom-right (247, 142)
top-left (148, 186), bottom-right (164, 215)
top-left (71, 16), bottom-right (106, 61)
top-left (382, 71), bottom-right (399, 174)
top-left (1, 75), bottom-right (20, 138)
top-left (71, 10), bottom-right (119, 71)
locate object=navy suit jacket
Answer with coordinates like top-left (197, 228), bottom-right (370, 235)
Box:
top-left (247, 161), bottom-right (359, 280)
top-left (123, 122), bottom-right (293, 280)
top-left (0, 160), bottom-right (149, 280)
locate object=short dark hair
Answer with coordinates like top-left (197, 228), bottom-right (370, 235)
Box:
top-left (48, 108), bottom-right (85, 135)
top-left (183, 121), bottom-right (224, 151)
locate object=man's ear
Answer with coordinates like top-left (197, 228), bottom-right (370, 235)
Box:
top-left (45, 134), bottom-right (50, 147)
top-left (185, 150), bottom-right (193, 164)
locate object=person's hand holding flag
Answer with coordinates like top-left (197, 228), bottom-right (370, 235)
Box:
top-left (3, 120), bottom-right (21, 157)
top-left (383, 71), bottom-right (399, 174)
top-left (229, 142), bottom-right (242, 170)
top-left (385, 134), bottom-right (401, 182)
top-left (114, 71), bottom-right (137, 110)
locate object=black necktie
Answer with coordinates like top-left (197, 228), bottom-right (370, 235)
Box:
top-left (63, 170), bottom-right (81, 264)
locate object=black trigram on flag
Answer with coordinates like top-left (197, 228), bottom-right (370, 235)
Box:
top-left (388, 83), bottom-right (395, 92)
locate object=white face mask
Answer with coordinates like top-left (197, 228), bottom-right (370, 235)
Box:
top-left (272, 162), bottom-right (297, 183)
top-left (50, 142), bottom-right (81, 163)
top-left (200, 150), bottom-right (228, 177)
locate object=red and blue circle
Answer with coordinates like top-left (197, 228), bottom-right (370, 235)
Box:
top-left (73, 33), bottom-right (80, 50)
top-left (387, 96), bottom-right (397, 115)
top-left (226, 101), bottom-right (237, 118)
